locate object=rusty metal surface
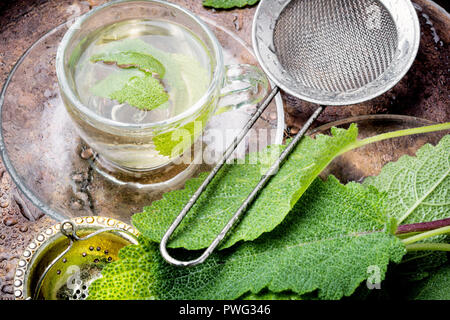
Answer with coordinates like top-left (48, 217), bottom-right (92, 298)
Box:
top-left (0, 0), bottom-right (448, 300)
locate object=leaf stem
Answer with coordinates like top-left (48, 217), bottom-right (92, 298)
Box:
top-left (396, 232), bottom-right (421, 239)
top-left (401, 226), bottom-right (450, 245)
top-left (405, 243), bottom-right (450, 252)
top-left (337, 122), bottom-right (450, 156)
top-left (396, 218), bottom-right (450, 235)
top-left (355, 122), bottom-right (450, 149)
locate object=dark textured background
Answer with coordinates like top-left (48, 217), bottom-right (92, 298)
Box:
top-left (0, 0), bottom-right (448, 300)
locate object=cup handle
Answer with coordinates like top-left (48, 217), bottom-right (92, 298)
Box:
top-left (215, 64), bottom-right (269, 115)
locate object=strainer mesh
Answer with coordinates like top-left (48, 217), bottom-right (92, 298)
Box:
top-left (274, 0), bottom-right (399, 93)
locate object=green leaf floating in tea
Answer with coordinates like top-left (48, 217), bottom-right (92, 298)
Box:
top-left (91, 51), bottom-right (166, 77)
top-left (91, 39), bottom-right (215, 157)
top-left (90, 51), bottom-right (168, 111)
top-left (89, 69), bottom-right (142, 99)
top-left (90, 69), bottom-right (169, 111)
top-left (89, 39), bottom-right (211, 156)
top-left (109, 74), bottom-right (168, 111)
top-left (90, 39), bottom-right (209, 113)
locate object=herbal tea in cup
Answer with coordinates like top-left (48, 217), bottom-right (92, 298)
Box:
top-left (56, 0), bottom-right (268, 171)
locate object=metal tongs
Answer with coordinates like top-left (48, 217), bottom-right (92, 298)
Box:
top-left (160, 88), bottom-right (323, 266)
top-left (160, 0), bottom-right (420, 266)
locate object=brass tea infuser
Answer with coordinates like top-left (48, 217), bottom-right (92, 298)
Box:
top-left (14, 217), bottom-right (139, 300)
top-left (160, 0), bottom-right (420, 266)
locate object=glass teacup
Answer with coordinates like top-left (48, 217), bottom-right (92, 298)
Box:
top-left (56, 0), bottom-right (268, 171)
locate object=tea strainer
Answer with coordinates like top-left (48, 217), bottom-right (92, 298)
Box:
top-left (161, 0), bottom-right (420, 266)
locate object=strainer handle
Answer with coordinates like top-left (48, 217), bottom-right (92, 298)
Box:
top-left (160, 88), bottom-right (324, 267)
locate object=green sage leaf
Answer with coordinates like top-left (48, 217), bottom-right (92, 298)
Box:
top-left (132, 125), bottom-right (360, 250)
top-left (89, 177), bottom-right (405, 300)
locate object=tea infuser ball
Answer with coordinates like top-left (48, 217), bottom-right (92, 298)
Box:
top-left (14, 217), bottom-right (139, 300)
